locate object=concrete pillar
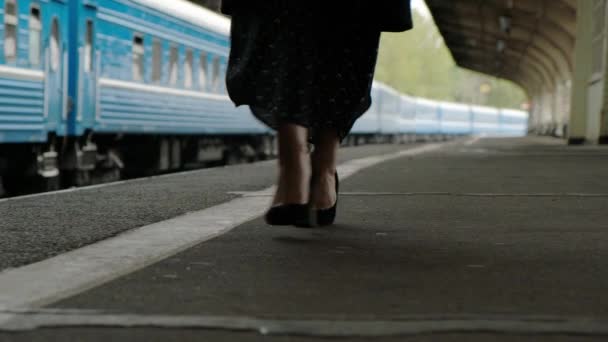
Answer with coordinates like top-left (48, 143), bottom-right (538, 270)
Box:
top-left (601, 9), bottom-right (608, 144)
top-left (554, 80), bottom-right (572, 137)
top-left (541, 89), bottom-right (554, 134)
top-left (589, 0), bottom-right (608, 143)
top-left (562, 80), bottom-right (572, 137)
top-left (568, 0), bottom-right (592, 144)
top-left (583, 0), bottom-right (608, 144)
top-left (530, 93), bottom-right (542, 134)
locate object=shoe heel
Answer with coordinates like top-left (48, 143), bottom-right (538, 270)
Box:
top-left (316, 171), bottom-right (339, 227)
top-left (265, 204), bottom-right (311, 226)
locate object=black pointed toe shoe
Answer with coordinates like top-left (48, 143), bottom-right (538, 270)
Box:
top-left (265, 203), bottom-right (313, 226)
top-left (315, 172), bottom-right (339, 227)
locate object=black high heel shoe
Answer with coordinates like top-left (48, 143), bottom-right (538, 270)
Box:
top-left (316, 171), bottom-right (339, 226)
top-left (265, 203), bottom-right (313, 226)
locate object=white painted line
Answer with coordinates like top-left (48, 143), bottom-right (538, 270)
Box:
top-left (0, 194), bottom-right (269, 312)
top-left (3, 311), bottom-right (608, 337)
top-left (228, 191), bottom-right (608, 198)
top-left (0, 142), bottom-right (448, 324)
top-left (464, 136), bottom-right (482, 146)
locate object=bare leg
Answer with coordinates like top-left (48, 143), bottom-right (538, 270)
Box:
top-left (311, 129), bottom-right (339, 210)
top-left (272, 123), bottom-right (311, 206)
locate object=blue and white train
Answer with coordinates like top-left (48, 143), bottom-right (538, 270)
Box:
top-left (0, 0), bottom-right (528, 195)
top-left (351, 83), bottom-right (528, 143)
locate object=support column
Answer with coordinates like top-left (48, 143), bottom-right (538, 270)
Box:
top-left (568, 1), bottom-right (592, 145)
top-left (601, 6), bottom-right (608, 144)
top-left (541, 88), bottom-right (554, 135)
top-left (529, 93), bottom-right (542, 134)
top-left (554, 80), bottom-right (572, 137)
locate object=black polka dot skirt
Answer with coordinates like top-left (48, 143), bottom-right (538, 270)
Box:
top-left (226, 5), bottom-right (382, 142)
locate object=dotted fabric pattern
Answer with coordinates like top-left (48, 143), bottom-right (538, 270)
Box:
top-left (226, 6), bottom-right (381, 142)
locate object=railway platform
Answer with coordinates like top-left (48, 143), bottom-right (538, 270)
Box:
top-left (0, 136), bottom-right (607, 341)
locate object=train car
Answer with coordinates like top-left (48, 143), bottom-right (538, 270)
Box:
top-left (350, 82), bottom-right (382, 140)
top-left (375, 83), bottom-right (401, 138)
top-left (61, 0), bottom-right (272, 182)
top-left (0, 0), bottom-right (70, 192)
top-left (471, 104), bottom-right (500, 136)
top-left (414, 98), bottom-right (441, 137)
top-left (1, 0), bottom-right (277, 194)
top-left (499, 109), bottom-right (529, 137)
top-left (398, 94), bottom-right (416, 140)
top-left (350, 82), bottom-right (405, 143)
top-left (439, 101), bottom-right (472, 136)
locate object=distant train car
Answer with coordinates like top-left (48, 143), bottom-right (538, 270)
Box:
top-left (439, 101), bottom-right (472, 136)
top-left (350, 82), bottom-right (382, 138)
top-left (375, 83), bottom-right (401, 137)
top-left (398, 94), bottom-right (416, 137)
top-left (414, 98), bottom-right (441, 136)
top-left (471, 105), bottom-right (500, 135)
top-left (350, 83), bottom-right (409, 143)
top-left (499, 109), bottom-right (528, 137)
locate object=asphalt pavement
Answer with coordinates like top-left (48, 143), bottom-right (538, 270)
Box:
top-left (1, 136), bottom-right (607, 341)
top-left (0, 144), bottom-right (410, 271)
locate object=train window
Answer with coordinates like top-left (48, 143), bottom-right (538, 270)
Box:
top-left (4, 0), bottom-right (18, 63)
top-left (199, 52), bottom-right (207, 90)
top-left (50, 19), bottom-right (60, 71)
top-left (29, 6), bottom-right (42, 66)
top-left (151, 39), bottom-right (162, 83)
top-left (132, 35), bottom-right (144, 81)
top-left (169, 46), bottom-right (178, 86)
top-left (184, 49), bottom-right (193, 88)
top-left (84, 20), bottom-right (93, 73)
top-left (211, 56), bottom-right (221, 92)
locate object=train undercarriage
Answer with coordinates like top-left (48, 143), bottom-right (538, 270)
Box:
top-left (0, 132), bottom-right (459, 198)
top-left (0, 133), bottom-right (278, 198)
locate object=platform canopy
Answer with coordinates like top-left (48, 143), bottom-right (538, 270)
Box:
top-left (189, 0), bottom-right (221, 11)
top-left (425, 0), bottom-right (577, 95)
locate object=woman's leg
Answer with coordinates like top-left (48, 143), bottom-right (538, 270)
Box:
top-left (311, 129), bottom-right (339, 210)
top-left (272, 123), bottom-right (311, 206)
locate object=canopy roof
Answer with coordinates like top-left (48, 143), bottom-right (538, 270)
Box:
top-left (425, 0), bottom-right (577, 94)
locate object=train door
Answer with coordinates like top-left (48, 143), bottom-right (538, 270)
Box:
top-left (44, 12), bottom-right (67, 131)
top-left (66, 1), bottom-right (97, 136)
top-left (76, 5), bottom-right (97, 133)
top-left (76, 5), bottom-right (99, 134)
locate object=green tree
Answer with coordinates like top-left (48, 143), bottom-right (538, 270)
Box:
top-left (375, 10), bottom-right (527, 109)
